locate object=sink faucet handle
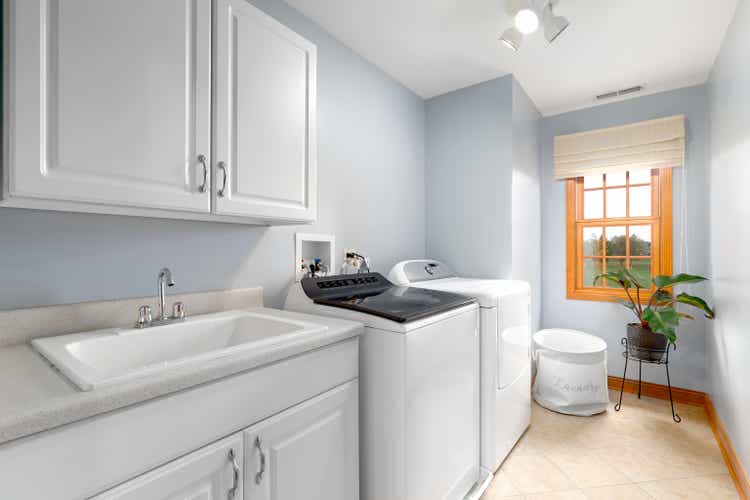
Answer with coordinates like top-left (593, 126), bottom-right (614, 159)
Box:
top-left (171, 301), bottom-right (186, 320)
top-left (136, 305), bottom-right (153, 328)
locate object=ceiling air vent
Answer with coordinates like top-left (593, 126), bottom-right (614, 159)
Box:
top-left (596, 85), bottom-right (644, 101)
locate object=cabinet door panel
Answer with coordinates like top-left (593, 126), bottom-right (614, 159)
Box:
top-left (243, 381), bottom-right (358, 500)
top-left (6, 0), bottom-right (211, 212)
top-left (92, 433), bottom-right (243, 500)
top-left (214, 0), bottom-right (317, 221)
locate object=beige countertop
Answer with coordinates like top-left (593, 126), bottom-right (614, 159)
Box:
top-left (0, 307), bottom-right (362, 445)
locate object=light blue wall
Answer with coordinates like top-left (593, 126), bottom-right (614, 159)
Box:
top-left (425, 76), bottom-right (514, 279)
top-left (512, 80), bottom-right (542, 331)
top-left (0, 0), bottom-right (426, 311)
top-left (424, 76), bottom-right (541, 330)
top-left (707, 0), bottom-right (750, 474)
top-left (540, 85), bottom-right (711, 391)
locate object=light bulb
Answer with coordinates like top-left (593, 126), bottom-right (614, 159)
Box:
top-left (514, 8), bottom-right (539, 35)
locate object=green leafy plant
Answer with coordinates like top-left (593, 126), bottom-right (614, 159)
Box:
top-left (594, 270), bottom-right (715, 343)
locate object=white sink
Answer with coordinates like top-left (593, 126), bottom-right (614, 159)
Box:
top-left (32, 310), bottom-right (328, 391)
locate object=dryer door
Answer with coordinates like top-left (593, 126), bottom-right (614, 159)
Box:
top-left (497, 294), bottom-right (531, 389)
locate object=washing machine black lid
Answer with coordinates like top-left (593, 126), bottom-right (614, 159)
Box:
top-left (301, 273), bottom-right (475, 323)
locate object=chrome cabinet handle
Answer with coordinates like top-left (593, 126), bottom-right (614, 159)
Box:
top-left (228, 448), bottom-right (239, 500)
top-left (197, 154), bottom-right (208, 193)
top-left (218, 161), bottom-right (228, 197)
top-left (254, 436), bottom-right (266, 485)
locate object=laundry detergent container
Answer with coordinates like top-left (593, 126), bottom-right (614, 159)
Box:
top-left (533, 329), bottom-right (609, 416)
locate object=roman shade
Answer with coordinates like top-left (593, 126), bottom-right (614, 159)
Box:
top-left (553, 115), bottom-right (685, 180)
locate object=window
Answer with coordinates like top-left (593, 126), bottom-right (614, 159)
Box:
top-left (566, 169), bottom-right (672, 302)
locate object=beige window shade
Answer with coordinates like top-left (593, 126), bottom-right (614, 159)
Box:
top-left (553, 115), bottom-right (685, 180)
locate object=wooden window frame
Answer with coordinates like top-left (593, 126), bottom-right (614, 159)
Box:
top-left (566, 168), bottom-right (673, 302)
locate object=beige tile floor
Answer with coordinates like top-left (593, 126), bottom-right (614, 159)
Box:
top-left (482, 390), bottom-right (738, 500)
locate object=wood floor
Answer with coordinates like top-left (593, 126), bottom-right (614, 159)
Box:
top-left (482, 390), bottom-right (738, 499)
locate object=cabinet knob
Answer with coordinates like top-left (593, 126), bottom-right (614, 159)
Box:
top-left (218, 161), bottom-right (228, 197)
top-left (197, 154), bottom-right (208, 193)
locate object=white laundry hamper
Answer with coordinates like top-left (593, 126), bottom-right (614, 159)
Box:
top-left (533, 329), bottom-right (609, 416)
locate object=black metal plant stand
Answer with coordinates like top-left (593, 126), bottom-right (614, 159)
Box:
top-left (614, 337), bottom-right (681, 423)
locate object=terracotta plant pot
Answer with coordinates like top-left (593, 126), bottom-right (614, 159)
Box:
top-left (626, 323), bottom-right (668, 362)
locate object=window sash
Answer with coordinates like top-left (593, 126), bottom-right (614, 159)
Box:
top-left (576, 170), bottom-right (659, 221)
top-left (576, 222), bottom-right (660, 291)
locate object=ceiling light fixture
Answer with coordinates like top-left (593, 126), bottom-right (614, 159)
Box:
top-left (499, 0), bottom-right (570, 51)
top-left (499, 27), bottom-right (523, 51)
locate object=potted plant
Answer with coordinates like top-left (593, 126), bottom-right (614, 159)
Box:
top-left (594, 270), bottom-right (715, 361)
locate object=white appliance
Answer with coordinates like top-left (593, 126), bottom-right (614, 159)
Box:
top-left (285, 273), bottom-right (481, 500)
top-left (388, 260), bottom-right (531, 474)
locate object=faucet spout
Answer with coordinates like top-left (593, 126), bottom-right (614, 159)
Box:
top-left (159, 267), bottom-right (175, 287)
top-left (157, 268), bottom-right (175, 320)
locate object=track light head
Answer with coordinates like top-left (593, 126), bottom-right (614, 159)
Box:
top-left (543, 4), bottom-right (570, 43)
top-left (499, 27), bottom-right (522, 51)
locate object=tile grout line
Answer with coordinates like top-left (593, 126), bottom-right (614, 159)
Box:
top-left (634, 474), bottom-right (740, 499)
top-left (637, 483), bottom-right (659, 500)
top-left (539, 451), bottom-right (580, 492)
top-left (541, 448), bottom-right (636, 491)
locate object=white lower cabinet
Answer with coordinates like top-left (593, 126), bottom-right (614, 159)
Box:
top-left (90, 381), bottom-right (358, 500)
top-left (243, 381), bottom-right (359, 500)
top-left (92, 433), bottom-right (244, 500)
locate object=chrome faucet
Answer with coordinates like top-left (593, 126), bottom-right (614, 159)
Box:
top-left (135, 267), bottom-right (186, 328)
top-left (157, 267), bottom-right (175, 321)
top-left (348, 252), bottom-right (370, 274)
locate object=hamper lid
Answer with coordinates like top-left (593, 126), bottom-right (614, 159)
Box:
top-left (534, 329), bottom-right (607, 354)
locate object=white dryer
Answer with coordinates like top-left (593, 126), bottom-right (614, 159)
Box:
top-left (389, 260), bottom-right (531, 474)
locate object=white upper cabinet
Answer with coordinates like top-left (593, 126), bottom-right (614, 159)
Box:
top-left (3, 0), bottom-right (317, 224)
top-left (213, 0), bottom-right (317, 222)
top-left (4, 0), bottom-right (212, 213)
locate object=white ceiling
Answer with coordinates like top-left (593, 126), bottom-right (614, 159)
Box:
top-left (284, 0), bottom-right (738, 116)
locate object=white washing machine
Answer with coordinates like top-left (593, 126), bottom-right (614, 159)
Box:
top-left (285, 272), bottom-right (482, 500)
top-left (389, 260), bottom-right (531, 474)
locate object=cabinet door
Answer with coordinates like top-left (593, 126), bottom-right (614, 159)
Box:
top-left (213, 0), bottom-right (317, 222)
top-left (243, 381), bottom-right (358, 500)
top-left (5, 0), bottom-right (211, 213)
top-left (92, 433), bottom-right (243, 500)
